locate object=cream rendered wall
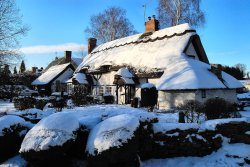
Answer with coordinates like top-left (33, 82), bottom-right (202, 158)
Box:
top-left (158, 89), bottom-right (238, 110)
top-left (158, 91), bottom-right (195, 109)
top-left (195, 89), bottom-right (237, 103)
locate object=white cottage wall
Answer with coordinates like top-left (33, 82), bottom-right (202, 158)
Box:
top-left (158, 91), bottom-right (195, 109)
top-left (195, 89), bottom-right (237, 103)
top-left (158, 89), bottom-right (237, 110)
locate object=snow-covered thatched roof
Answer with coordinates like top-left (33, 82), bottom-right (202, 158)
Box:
top-left (32, 63), bottom-right (73, 85)
top-left (77, 23), bottom-right (243, 90)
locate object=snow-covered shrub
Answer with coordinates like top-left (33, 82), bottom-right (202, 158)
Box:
top-left (141, 83), bottom-right (158, 111)
top-left (203, 98), bottom-right (237, 120)
top-left (34, 99), bottom-right (48, 110)
top-left (0, 115), bottom-right (28, 162)
top-left (50, 97), bottom-right (66, 111)
top-left (71, 86), bottom-right (88, 106)
top-left (86, 114), bottom-right (140, 167)
top-left (68, 116), bottom-right (102, 159)
top-left (8, 108), bottom-right (55, 124)
top-left (20, 112), bottom-right (79, 165)
top-left (151, 122), bottom-right (222, 158)
top-left (13, 97), bottom-right (35, 110)
top-left (177, 100), bottom-right (204, 123)
top-left (103, 94), bottom-right (114, 104)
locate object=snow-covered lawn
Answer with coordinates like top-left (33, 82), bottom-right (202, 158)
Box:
top-left (0, 100), bottom-right (15, 114)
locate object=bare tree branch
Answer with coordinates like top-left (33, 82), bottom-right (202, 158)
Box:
top-left (85, 6), bottom-right (137, 44)
top-left (0, 0), bottom-right (29, 66)
top-left (157, 0), bottom-right (205, 28)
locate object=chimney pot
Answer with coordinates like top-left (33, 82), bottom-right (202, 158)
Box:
top-left (88, 38), bottom-right (97, 54)
top-left (145, 15), bottom-right (159, 33)
top-left (32, 67), bottom-right (37, 74)
top-left (65, 51), bottom-right (72, 63)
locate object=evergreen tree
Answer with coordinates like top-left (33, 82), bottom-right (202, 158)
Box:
top-left (13, 66), bottom-right (17, 74)
top-left (20, 60), bottom-right (26, 73)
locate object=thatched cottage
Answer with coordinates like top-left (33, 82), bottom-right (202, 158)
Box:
top-left (32, 51), bottom-right (82, 95)
top-left (73, 17), bottom-right (243, 109)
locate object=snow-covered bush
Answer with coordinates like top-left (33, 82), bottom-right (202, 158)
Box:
top-left (0, 115), bottom-right (28, 162)
top-left (71, 86), bottom-right (88, 106)
top-left (34, 99), bottom-right (48, 110)
top-left (141, 83), bottom-right (158, 111)
top-left (86, 114), bottom-right (140, 167)
top-left (20, 112), bottom-right (79, 165)
top-left (203, 98), bottom-right (237, 120)
top-left (177, 100), bottom-right (204, 123)
top-left (8, 108), bottom-right (55, 123)
top-left (13, 97), bottom-right (35, 110)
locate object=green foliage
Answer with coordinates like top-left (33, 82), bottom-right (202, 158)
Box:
top-left (141, 87), bottom-right (158, 111)
top-left (35, 99), bottom-right (48, 110)
top-left (13, 97), bottom-right (35, 110)
top-left (19, 60), bottom-right (26, 73)
top-left (13, 66), bottom-right (17, 74)
top-left (71, 86), bottom-right (87, 106)
top-left (221, 64), bottom-right (247, 80)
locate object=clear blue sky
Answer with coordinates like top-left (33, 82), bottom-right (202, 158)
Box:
top-left (16, 0), bottom-right (250, 72)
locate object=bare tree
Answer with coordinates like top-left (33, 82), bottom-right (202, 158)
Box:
top-left (0, 0), bottom-right (29, 66)
top-left (85, 6), bottom-right (137, 44)
top-left (157, 0), bottom-right (205, 28)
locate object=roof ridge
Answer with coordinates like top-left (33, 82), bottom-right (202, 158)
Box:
top-left (91, 29), bottom-right (196, 54)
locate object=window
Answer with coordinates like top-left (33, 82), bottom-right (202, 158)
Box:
top-left (55, 80), bottom-right (61, 92)
top-left (105, 86), bottom-right (112, 95)
top-left (201, 90), bottom-right (206, 98)
top-left (99, 86), bottom-right (104, 96)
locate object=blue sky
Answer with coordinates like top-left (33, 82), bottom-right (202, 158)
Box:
top-left (16, 0), bottom-right (250, 72)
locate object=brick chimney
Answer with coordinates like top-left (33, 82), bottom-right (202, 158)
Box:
top-left (65, 51), bottom-right (72, 63)
top-left (145, 15), bottom-right (159, 33)
top-left (32, 67), bottom-right (37, 74)
top-left (88, 38), bottom-right (97, 54)
top-left (211, 64), bottom-right (222, 80)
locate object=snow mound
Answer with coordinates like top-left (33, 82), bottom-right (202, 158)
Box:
top-left (20, 112), bottom-right (79, 152)
top-left (0, 155), bottom-right (27, 167)
top-left (7, 108), bottom-right (55, 121)
top-left (79, 115), bottom-right (102, 130)
top-left (0, 115), bottom-right (25, 136)
top-left (86, 114), bottom-right (140, 155)
top-left (153, 123), bottom-right (199, 133)
top-left (200, 118), bottom-right (250, 131)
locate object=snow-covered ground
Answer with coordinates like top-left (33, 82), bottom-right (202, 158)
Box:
top-left (240, 106), bottom-right (250, 118)
top-left (0, 102), bottom-right (250, 166)
top-left (0, 100), bottom-right (15, 114)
